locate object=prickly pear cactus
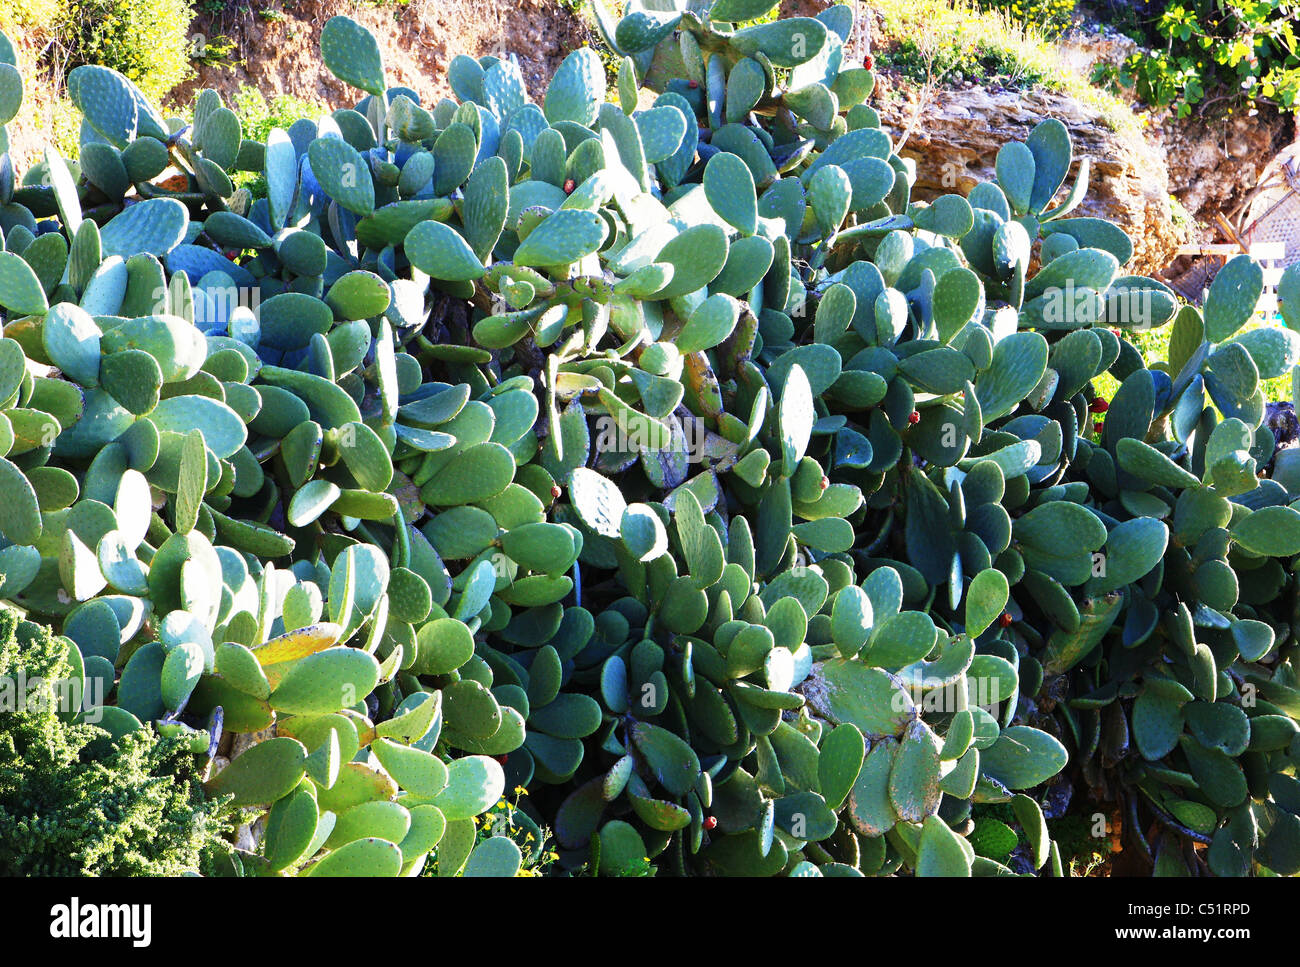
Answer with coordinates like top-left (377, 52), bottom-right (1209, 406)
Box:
top-left (2, 0), bottom-right (1300, 878)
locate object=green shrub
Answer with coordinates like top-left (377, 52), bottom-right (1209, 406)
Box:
top-left (1091, 0), bottom-right (1300, 117)
top-left (3, 0), bottom-right (1300, 877)
top-left (0, 607), bottom-right (231, 875)
top-left (982, 0), bottom-right (1076, 37)
top-left (62, 0), bottom-right (196, 103)
top-left (226, 85), bottom-right (328, 197)
top-left (882, 33), bottom-right (1046, 88)
top-left (974, 0), bottom-right (1076, 39)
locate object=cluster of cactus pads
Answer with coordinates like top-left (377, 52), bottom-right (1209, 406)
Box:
top-left (4, 0), bottom-right (1300, 877)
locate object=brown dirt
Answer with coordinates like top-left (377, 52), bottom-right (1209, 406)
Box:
top-left (168, 0), bottom-right (593, 113)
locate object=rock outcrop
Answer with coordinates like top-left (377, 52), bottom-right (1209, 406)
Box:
top-left (1157, 105), bottom-right (1295, 231)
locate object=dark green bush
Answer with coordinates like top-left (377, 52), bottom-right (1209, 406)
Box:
top-left (0, 607), bottom-right (231, 875)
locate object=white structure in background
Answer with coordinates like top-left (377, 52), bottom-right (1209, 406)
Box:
top-left (1171, 140), bottom-right (1298, 311)
top-left (1243, 143), bottom-right (1300, 271)
top-left (1174, 241), bottom-right (1286, 313)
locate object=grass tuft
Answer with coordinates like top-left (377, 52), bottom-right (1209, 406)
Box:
top-left (871, 0), bottom-right (1140, 137)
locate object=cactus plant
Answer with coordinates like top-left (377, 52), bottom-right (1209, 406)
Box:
top-left (2, 0), bottom-right (1300, 878)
